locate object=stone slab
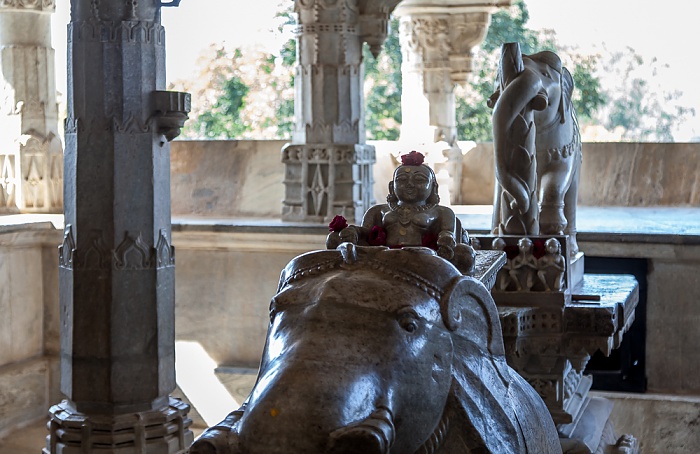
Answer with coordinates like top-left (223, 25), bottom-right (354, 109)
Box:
top-left (592, 391), bottom-right (700, 454)
top-left (0, 358), bottom-right (49, 439)
top-left (170, 140), bottom-right (287, 218)
top-left (456, 142), bottom-right (700, 207)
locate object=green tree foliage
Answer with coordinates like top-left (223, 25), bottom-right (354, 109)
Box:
top-left (192, 75), bottom-right (249, 139)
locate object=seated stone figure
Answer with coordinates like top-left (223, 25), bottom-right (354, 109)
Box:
top-left (327, 151), bottom-right (475, 274)
top-left (190, 245), bottom-right (561, 454)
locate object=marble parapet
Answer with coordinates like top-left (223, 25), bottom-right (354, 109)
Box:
top-left (169, 141), bottom-right (700, 220)
top-left (459, 142), bottom-right (700, 207)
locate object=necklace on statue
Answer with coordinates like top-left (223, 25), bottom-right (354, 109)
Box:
top-left (388, 201), bottom-right (437, 225)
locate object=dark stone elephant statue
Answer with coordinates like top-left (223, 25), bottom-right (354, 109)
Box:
top-left (190, 244), bottom-right (561, 454)
top-left (490, 42), bottom-right (582, 254)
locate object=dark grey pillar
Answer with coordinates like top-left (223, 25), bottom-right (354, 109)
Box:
top-left (46, 1), bottom-right (192, 452)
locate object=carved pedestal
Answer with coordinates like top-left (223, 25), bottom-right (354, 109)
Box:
top-left (282, 143), bottom-right (375, 223)
top-left (476, 234), bottom-right (640, 453)
top-left (45, 399), bottom-right (192, 454)
top-left (0, 0), bottom-right (63, 213)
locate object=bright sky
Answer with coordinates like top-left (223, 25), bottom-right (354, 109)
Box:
top-left (50, 0), bottom-right (700, 140)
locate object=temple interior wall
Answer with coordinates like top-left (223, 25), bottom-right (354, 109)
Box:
top-left (1, 139), bottom-right (699, 449)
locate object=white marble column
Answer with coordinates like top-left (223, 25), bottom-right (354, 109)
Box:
top-left (394, 0), bottom-right (510, 204)
top-left (45, 1), bottom-right (192, 453)
top-left (283, 0), bottom-right (400, 224)
top-left (0, 0), bottom-right (63, 213)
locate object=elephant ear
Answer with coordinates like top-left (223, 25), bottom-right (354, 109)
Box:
top-left (440, 275), bottom-right (505, 357)
top-left (560, 67), bottom-right (575, 121)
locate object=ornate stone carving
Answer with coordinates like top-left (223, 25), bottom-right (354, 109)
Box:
top-left (74, 229), bottom-right (110, 270)
top-left (45, 398), bottom-right (192, 454)
top-left (156, 228), bottom-right (175, 268)
top-left (58, 225), bottom-right (75, 270)
top-left (448, 12), bottom-right (490, 85)
top-left (0, 0), bottom-right (63, 213)
top-left (0, 153), bottom-right (17, 209)
top-left (0, 0), bottom-right (55, 11)
top-left (327, 151), bottom-right (476, 274)
top-left (191, 246), bottom-right (560, 453)
top-left (51, 0), bottom-right (192, 451)
top-left (490, 43), bottom-right (582, 254)
top-left (282, 143), bottom-right (375, 223)
top-left (113, 231), bottom-right (153, 270)
top-left (284, 0), bottom-right (401, 222)
top-left (68, 21), bottom-right (166, 45)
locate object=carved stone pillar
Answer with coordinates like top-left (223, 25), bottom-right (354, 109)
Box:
top-left (45, 1), bottom-right (192, 453)
top-left (394, 0), bottom-right (509, 204)
top-left (0, 0), bottom-right (63, 213)
top-left (283, 0), bottom-right (400, 224)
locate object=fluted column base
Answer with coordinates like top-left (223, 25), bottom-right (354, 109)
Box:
top-left (44, 397), bottom-right (194, 454)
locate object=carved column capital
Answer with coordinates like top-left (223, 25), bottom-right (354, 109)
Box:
top-left (447, 11), bottom-right (490, 85)
top-left (0, 0), bottom-right (55, 12)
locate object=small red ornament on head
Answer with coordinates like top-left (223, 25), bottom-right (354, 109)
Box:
top-left (401, 151), bottom-right (425, 166)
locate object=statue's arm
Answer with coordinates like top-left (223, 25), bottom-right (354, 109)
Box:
top-left (435, 207), bottom-right (457, 259)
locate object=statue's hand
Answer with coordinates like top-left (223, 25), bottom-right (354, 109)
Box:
top-left (339, 226), bottom-right (360, 244)
top-left (437, 232), bottom-right (456, 260)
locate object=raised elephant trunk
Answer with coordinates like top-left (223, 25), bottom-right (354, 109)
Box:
top-left (491, 42), bottom-right (542, 235)
top-left (327, 406), bottom-right (395, 454)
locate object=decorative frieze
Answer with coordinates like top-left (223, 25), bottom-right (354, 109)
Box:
top-left (0, 0), bottom-right (55, 12)
top-left (68, 20), bottom-right (166, 45)
top-left (59, 228), bottom-right (176, 271)
top-left (282, 143), bottom-right (375, 223)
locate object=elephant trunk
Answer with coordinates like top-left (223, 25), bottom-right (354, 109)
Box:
top-left (327, 406), bottom-right (395, 454)
top-left (492, 42), bottom-right (543, 235)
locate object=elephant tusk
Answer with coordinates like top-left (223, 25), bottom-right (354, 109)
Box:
top-left (327, 406), bottom-right (395, 454)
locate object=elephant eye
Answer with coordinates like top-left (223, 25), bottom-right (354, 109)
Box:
top-left (542, 71), bottom-right (551, 79)
top-left (397, 309), bottom-right (420, 333)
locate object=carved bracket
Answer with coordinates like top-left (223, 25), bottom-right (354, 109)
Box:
top-left (151, 90), bottom-right (191, 142)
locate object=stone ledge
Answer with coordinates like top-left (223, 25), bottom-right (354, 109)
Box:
top-left (0, 357), bottom-right (50, 439)
top-left (590, 391), bottom-right (700, 454)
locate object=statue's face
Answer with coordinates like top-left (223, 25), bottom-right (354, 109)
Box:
top-left (545, 239), bottom-right (560, 255)
top-left (393, 166), bottom-right (433, 204)
top-left (518, 238), bottom-right (533, 253)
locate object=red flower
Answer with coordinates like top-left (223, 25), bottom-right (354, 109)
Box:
top-left (533, 239), bottom-right (546, 259)
top-left (367, 226), bottom-right (387, 246)
top-left (504, 245), bottom-right (519, 260)
top-left (401, 151), bottom-right (425, 166)
top-left (328, 215), bottom-right (348, 232)
top-left (421, 232), bottom-right (439, 250)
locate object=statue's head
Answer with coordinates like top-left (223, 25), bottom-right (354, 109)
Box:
top-left (388, 151), bottom-right (439, 206)
top-left (545, 237), bottom-right (561, 255)
top-left (524, 50), bottom-right (574, 124)
top-left (518, 237), bottom-right (533, 253)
